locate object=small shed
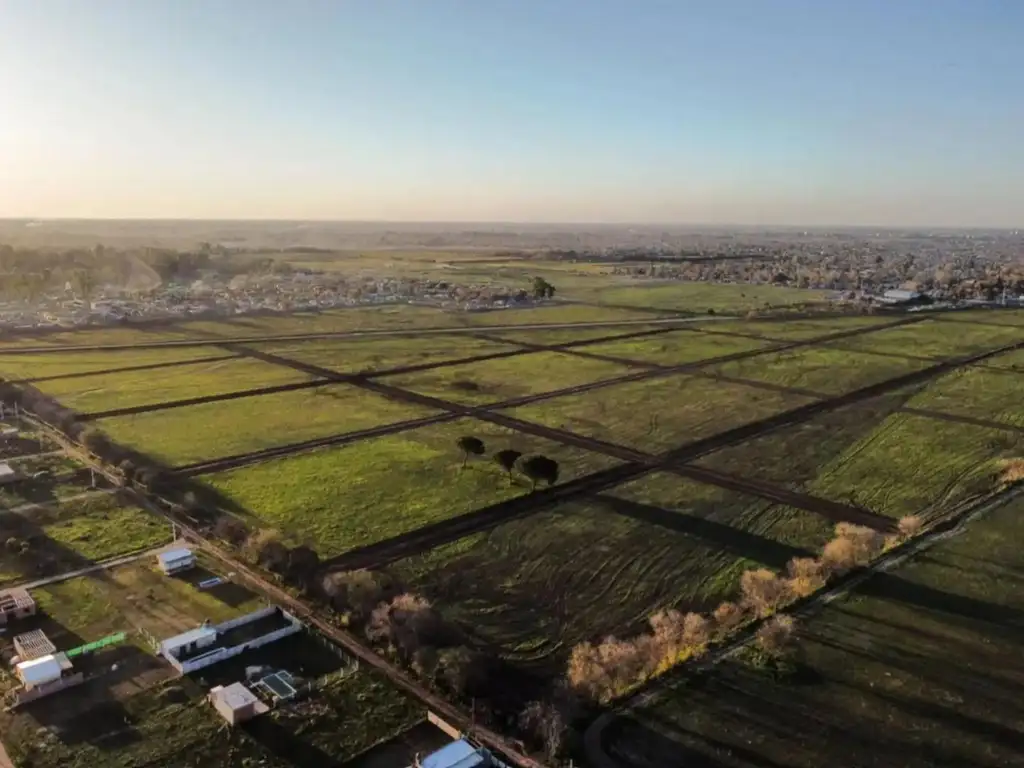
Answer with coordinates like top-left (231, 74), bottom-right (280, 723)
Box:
top-left (209, 682), bottom-right (268, 725)
top-left (0, 461), bottom-right (19, 486)
top-left (0, 587), bottom-right (36, 625)
top-left (157, 548), bottom-right (195, 575)
top-left (16, 654), bottom-right (64, 689)
top-left (419, 740), bottom-right (496, 768)
top-left (14, 629), bottom-right (56, 661)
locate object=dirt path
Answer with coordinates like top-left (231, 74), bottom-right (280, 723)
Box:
top-left (10, 538), bottom-right (184, 590)
top-left (583, 482), bottom-right (1024, 768)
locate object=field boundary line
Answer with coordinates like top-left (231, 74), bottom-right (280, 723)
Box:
top-left (6, 537), bottom-right (182, 591)
top-left (9, 352), bottom-right (244, 385)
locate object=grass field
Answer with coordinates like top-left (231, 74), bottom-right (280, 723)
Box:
top-left (0, 346), bottom-right (236, 380)
top-left (203, 417), bottom-right (617, 557)
top-left (253, 334), bottom-right (515, 374)
top-left (936, 308), bottom-right (1024, 326)
top-left (382, 350), bottom-right (632, 405)
top-left (909, 365), bottom-right (1024, 428)
top-left (608, 494), bottom-right (1024, 768)
top-left (830, 317), bottom-right (1023, 359)
top-left (590, 282), bottom-right (830, 313)
top-left (507, 375), bottom-right (813, 453)
top-left (98, 383), bottom-right (435, 465)
top-left (0, 326), bottom-right (194, 350)
top-left (35, 356), bottom-right (311, 414)
top-left (706, 346), bottom-right (932, 395)
top-left (580, 330), bottom-right (773, 366)
top-left (392, 473), bottom-right (829, 673)
top-left (692, 314), bottom-right (895, 340)
top-left (482, 326), bottom-right (669, 346)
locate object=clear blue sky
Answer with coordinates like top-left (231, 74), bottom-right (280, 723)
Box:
top-left (1, 0), bottom-right (1021, 226)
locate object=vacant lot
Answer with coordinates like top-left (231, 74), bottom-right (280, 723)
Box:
top-left (204, 417), bottom-right (617, 557)
top-left (382, 350), bottom-right (632, 405)
top-left (0, 346), bottom-right (235, 380)
top-left (706, 346), bottom-right (932, 396)
top-left (252, 334), bottom-right (515, 375)
top-left (580, 330), bottom-right (772, 367)
top-left (608, 494), bottom-right (1024, 768)
top-left (99, 383), bottom-right (435, 466)
top-left (392, 473), bottom-right (828, 673)
top-left (830, 318), bottom-right (1022, 359)
top-left (37, 356), bottom-right (311, 414)
top-left (508, 375), bottom-right (813, 453)
top-left (592, 283), bottom-right (829, 313)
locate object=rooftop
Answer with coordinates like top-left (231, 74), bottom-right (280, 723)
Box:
top-left (420, 740), bottom-right (495, 768)
top-left (212, 682), bottom-right (258, 711)
top-left (13, 629), bottom-right (56, 661)
top-left (157, 548), bottom-right (194, 564)
top-left (160, 625), bottom-right (218, 655)
top-left (0, 587), bottom-right (35, 612)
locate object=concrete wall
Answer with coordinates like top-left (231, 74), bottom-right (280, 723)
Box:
top-left (176, 620), bottom-right (302, 675)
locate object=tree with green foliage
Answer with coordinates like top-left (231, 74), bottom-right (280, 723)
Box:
top-left (532, 276), bottom-right (556, 299)
top-left (493, 449), bottom-right (523, 482)
top-left (456, 436), bottom-right (486, 468)
top-left (519, 455), bottom-right (559, 489)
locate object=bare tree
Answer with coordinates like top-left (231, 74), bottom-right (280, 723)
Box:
top-left (740, 569), bottom-right (791, 618)
top-left (756, 615), bottom-right (796, 656)
top-left (897, 514), bottom-right (923, 540)
top-left (786, 557), bottom-right (826, 597)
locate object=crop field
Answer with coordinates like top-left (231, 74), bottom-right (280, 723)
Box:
top-left (606, 494), bottom-right (1024, 768)
top-left (35, 356), bottom-right (311, 414)
top-left (0, 346), bottom-right (235, 381)
top-left (829, 316), bottom-right (1023, 359)
top-left (579, 329), bottom-right (773, 366)
top-left (391, 472), bottom-right (829, 673)
top-left (98, 383), bottom-right (436, 465)
top-left (0, 325), bottom-right (195, 350)
top-left (705, 345), bottom-right (933, 395)
top-left (589, 282), bottom-right (830, 312)
top-left (252, 333), bottom-right (516, 374)
top-left (482, 325), bottom-right (669, 346)
top-left (908, 365), bottom-right (1024, 428)
top-left (460, 303), bottom-right (666, 325)
top-left (691, 314), bottom-right (896, 340)
top-left (382, 350), bottom-right (633, 405)
top-left (507, 374), bottom-right (814, 453)
top-left (203, 416), bottom-right (618, 557)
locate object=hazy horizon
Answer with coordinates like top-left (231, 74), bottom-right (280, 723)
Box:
top-left (2, 1), bottom-right (1022, 227)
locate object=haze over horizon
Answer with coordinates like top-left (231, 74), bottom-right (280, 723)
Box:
top-left (2, 1), bottom-right (1022, 227)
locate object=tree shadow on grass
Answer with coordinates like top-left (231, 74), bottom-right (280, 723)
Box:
top-left (175, 565), bottom-right (255, 608)
top-left (594, 494), bottom-right (808, 570)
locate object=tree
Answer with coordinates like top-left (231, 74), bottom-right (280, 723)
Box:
top-left (493, 449), bottom-right (522, 481)
top-left (321, 569), bottom-right (396, 620)
top-left (897, 514), bottom-right (923, 540)
top-left (740, 569), bottom-right (791, 618)
top-left (456, 436), bottom-right (485, 468)
top-left (532, 276), bottom-right (555, 299)
top-left (258, 540), bottom-right (291, 573)
top-left (519, 701), bottom-right (566, 761)
top-left (519, 455), bottom-right (559, 489)
top-left (71, 269), bottom-right (98, 311)
top-left (756, 615), bottom-right (796, 656)
top-left (213, 515), bottom-right (249, 546)
top-left (287, 545), bottom-right (321, 587)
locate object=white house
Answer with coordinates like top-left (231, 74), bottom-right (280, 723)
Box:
top-left (157, 548), bottom-right (196, 575)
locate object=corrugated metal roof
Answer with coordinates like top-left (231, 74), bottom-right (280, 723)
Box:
top-left (421, 740), bottom-right (490, 768)
top-left (17, 654), bottom-right (63, 686)
top-left (157, 548), bottom-right (194, 564)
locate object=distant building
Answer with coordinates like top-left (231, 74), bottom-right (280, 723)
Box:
top-left (208, 682), bottom-right (268, 725)
top-left (878, 289), bottom-right (924, 305)
top-left (0, 587), bottom-right (36, 625)
top-left (156, 548), bottom-right (196, 575)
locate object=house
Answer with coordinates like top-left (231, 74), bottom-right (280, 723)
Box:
top-left (159, 624), bottom-right (219, 662)
top-left (416, 740), bottom-right (504, 768)
top-left (209, 682), bottom-right (268, 725)
top-left (156, 548), bottom-right (196, 575)
top-left (12, 652), bottom-right (84, 704)
top-left (13, 629), bottom-right (56, 661)
top-left (0, 588), bottom-right (36, 625)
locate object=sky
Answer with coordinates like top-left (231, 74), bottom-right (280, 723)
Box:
top-left (1, 0), bottom-right (1022, 226)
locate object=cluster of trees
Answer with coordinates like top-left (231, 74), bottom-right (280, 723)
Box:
top-left (531, 276), bottom-right (556, 299)
top-left (567, 517), bottom-right (924, 703)
top-left (456, 436), bottom-right (559, 489)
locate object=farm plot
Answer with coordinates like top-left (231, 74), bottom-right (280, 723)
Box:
top-left (459, 304), bottom-right (664, 326)
top-left (507, 375), bottom-right (814, 453)
top-left (252, 334), bottom-right (515, 375)
top-left (579, 330), bottom-right (772, 367)
top-left (803, 413), bottom-right (1024, 520)
top-left (0, 346), bottom-right (235, 381)
top-left (391, 473), bottom-right (829, 674)
top-left (36, 356), bottom-right (311, 414)
top-left (203, 417), bottom-right (618, 558)
top-left (381, 351), bottom-right (632, 405)
top-left (482, 326), bottom-right (670, 347)
top-left (830, 317), bottom-right (1023, 359)
top-left (690, 314), bottom-right (896, 340)
top-left (0, 492), bottom-right (171, 585)
top-left (937, 308), bottom-right (1024, 327)
top-left (705, 346), bottom-right (932, 396)
top-left (591, 282), bottom-right (829, 313)
top-left (908, 364), bottom-right (1024, 428)
top-left (609, 494), bottom-right (1024, 768)
top-left (98, 383), bottom-right (436, 466)
top-left (0, 326), bottom-right (195, 350)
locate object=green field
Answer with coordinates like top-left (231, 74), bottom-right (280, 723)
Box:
top-left (692, 314), bottom-right (895, 340)
top-left (35, 356), bottom-right (311, 414)
top-left (909, 365), bottom-right (1024, 428)
top-left (392, 473), bottom-right (828, 672)
top-left (382, 350), bottom-right (632, 405)
top-left (831, 317), bottom-right (1022, 359)
top-left (936, 308), bottom-right (1024, 327)
top-left (706, 346), bottom-right (932, 395)
top-left (609, 494), bottom-right (1024, 768)
top-left (483, 326), bottom-right (668, 347)
top-left (0, 346), bottom-right (235, 380)
top-left (252, 334), bottom-right (514, 374)
top-left (461, 303), bottom-right (665, 325)
top-left (508, 375), bottom-right (813, 453)
top-left (590, 282), bottom-right (830, 313)
top-left (580, 330), bottom-right (772, 366)
top-left (204, 417), bottom-right (617, 557)
top-left (0, 326), bottom-right (197, 350)
top-left (99, 383), bottom-right (435, 466)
